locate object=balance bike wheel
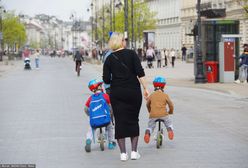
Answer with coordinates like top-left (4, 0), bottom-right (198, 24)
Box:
top-left (100, 135), bottom-right (104, 151)
top-left (156, 131), bottom-right (161, 149)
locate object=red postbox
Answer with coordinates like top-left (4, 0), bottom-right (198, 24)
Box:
top-left (204, 61), bottom-right (219, 83)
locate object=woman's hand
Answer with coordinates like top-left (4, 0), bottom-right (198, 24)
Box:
top-left (143, 88), bottom-right (149, 100)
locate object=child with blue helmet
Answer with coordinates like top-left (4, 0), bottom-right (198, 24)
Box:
top-left (144, 76), bottom-right (174, 143)
top-left (84, 79), bottom-right (116, 152)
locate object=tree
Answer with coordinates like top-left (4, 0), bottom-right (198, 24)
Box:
top-left (2, 12), bottom-right (26, 52)
top-left (237, 0), bottom-right (248, 17)
top-left (96, 0), bottom-right (157, 47)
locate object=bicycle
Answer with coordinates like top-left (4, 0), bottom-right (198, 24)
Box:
top-left (75, 60), bottom-right (81, 76)
top-left (85, 126), bottom-right (107, 152)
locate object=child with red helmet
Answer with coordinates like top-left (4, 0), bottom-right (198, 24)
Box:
top-left (84, 79), bottom-right (116, 152)
top-left (144, 76), bottom-right (174, 143)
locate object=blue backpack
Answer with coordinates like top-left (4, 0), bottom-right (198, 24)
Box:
top-left (89, 93), bottom-right (111, 128)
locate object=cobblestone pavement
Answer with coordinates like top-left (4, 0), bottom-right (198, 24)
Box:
top-left (0, 56), bottom-right (247, 168)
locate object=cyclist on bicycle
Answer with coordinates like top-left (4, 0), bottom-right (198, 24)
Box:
top-left (74, 50), bottom-right (84, 72)
top-left (144, 76), bottom-right (174, 143)
top-left (84, 79), bottom-right (116, 152)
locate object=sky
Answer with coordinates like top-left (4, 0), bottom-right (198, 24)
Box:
top-left (2, 0), bottom-right (91, 21)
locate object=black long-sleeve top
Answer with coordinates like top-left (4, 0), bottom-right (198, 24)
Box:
top-left (103, 49), bottom-right (145, 89)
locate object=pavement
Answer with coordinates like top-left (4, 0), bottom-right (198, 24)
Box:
top-left (0, 56), bottom-right (22, 78)
top-left (91, 59), bottom-right (248, 98)
top-left (1, 57), bottom-right (248, 98)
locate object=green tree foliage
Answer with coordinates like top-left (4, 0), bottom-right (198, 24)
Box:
top-left (2, 12), bottom-right (26, 50)
top-left (96, 0), bottom-right (157, 46)
top-left (237, 0), bottom-right (248, 17)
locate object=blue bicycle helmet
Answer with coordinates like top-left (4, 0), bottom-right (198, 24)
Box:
top-left (88, 79), bottom-right (103, 91)
top-left (153, 76), bottom-right (166, 88)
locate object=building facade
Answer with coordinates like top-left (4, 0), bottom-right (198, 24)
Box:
top-left (145, 0), bottom-right (181, 50)
top-left (181, 0), bottom-right (248, 49)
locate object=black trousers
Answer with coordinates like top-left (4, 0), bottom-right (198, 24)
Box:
top-left (75, 60), bottom-right (81, 71)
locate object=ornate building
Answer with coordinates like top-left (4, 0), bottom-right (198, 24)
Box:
top-left (146, 0), bottom-right (181, 50)
top-left (181, 0), bottom-right (248, 49)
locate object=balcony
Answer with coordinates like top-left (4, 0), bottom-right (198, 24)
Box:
top-left (199, 2), bottom-right (226, 18)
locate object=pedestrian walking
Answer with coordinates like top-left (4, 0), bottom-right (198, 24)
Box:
top-left (146, 46), bottom-right (155, 68)
top-left (22, 47), bottom-right (30, 59)
top-left (170, 48), bottom-right (176, 68)
top-left (143, 48), bottom-right (147, 61)
top-left (235, 44), bottom-right (248, 84)
top-left (188, 46), bottom-right (194, 59)
top-left (144, 76), bottom-right (174, 143)
top-left (181, 44), bottom-right (187, 61)
top-left (33, 49), bottom-right (40, 69)
top-left (103, 32), bottom-right (149, 161)
top-left (137, 47), bottom-right (143, 62)
top-left (165, 49), bottom-right (170, 66)
top-left (155, 49), bottom-right (162, 68)
top-left (162, 49), bottom-right (167, 67)
top-left (99, 48), bottom-right (103, 61)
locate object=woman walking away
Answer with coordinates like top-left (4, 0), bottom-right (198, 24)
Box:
top-left (103, 32), bottom-right (149, 161)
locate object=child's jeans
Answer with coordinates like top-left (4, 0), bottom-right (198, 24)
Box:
top-left (86, 123), bottom-right (114, 142)
top-left (146, 116), bottom-right (173, 133)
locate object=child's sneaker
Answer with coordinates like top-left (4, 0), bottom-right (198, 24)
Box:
top-left (144, 130), bottom-right (150, 143)
top-left (168, 130), bottom-right (174, 140)
top-left (108, 141), bottom-right (116, 150)
top-left (85, 139), bottom-right (91, 152)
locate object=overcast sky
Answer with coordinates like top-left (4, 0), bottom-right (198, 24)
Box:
top-left (2, 0), bottom-right (91, 21)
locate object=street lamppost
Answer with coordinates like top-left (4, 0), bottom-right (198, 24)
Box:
top-left (195, 0), bottom-right (206, 83)
top-left (70, 13), bottom-right (76, 55)
top-left (87, 3), bottom-right (94, 48)
top-left (113, 0), bottom-right (122, 32)
top-left (109, 0), bottom-right (113, 32)
top-left (131, 0), bottom-right (134, 49)
top-left (124, 0), bottom-right (129, 48)
top-left (95, 1), bottom-right (98, 45)
top-left (0, 4), bottom-right (6, 61)
top-left (18, 14), bottom-right (25, 52)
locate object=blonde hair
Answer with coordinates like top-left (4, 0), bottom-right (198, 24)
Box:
top-left (108, 33), bottom-right (124, 51)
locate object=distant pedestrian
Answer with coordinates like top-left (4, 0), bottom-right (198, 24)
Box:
top-left (181, 44), bottom-right (187, 61)
top-left (188, 46), bottom-right (194, 59)
top-left (165, 49), bottom-right (170, 66)
top-left (155, 49), bottom-right (161, 68)
top-left (22, 47), bottom-right (30, 59)
top-left (99, 48), bottom-right (103, 61)
top-left (170, 48), bottom-right (176, 68)
top-left (161, 49), bottom-right (165, 67)
top-left (146, 46), bottom-right (155, 68)
top-left (33, 49), bottom-right (40, 69)
top-left (235, 44), bottom-right (248, 84)
top-left (137, 47), bottom-right (143, 62)
top-left (143, 48), bottom-right (147, 61)
top-left (162, 49), bottom-right (168, 67)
